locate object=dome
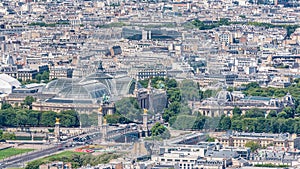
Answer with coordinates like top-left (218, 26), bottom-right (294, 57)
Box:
top-left (42, 78), bottom-right (80, 94)
top-left (57, 81), bottom-right (109, 102)
top-left (81, 73), bottom-right (135, 97)
top-left (0, 73), bottom-right (21, 94)
top-left (114, 76), bottom-right (135, 95)
top-left (42, 72), bottom-right (135, 101)
top-left (83, 72), bottom-right (114, 82)
top-left (0, 74), bottom-right (21, 88)
top-left (216, 90), bottom-right (233, 101)
top-left (41, 71), bottom-right (136, 103)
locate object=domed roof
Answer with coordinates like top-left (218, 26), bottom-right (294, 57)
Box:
top-left (216, 90), bottom-right (233, 102)
top-left (83, 72), bottom-right (114, 81)
top-left (42, 72), bottom-right (136, 102)
top-left (57, 81), bottom-right (109, 102)
top-left (42, 78), bottom-right (80, 94)
top-left (0, 73), bottom-right (21, 88)
top-left (114, 76), bottom-right (135, 95)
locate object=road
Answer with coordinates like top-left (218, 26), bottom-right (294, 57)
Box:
top-left (0, 144), bottom-right (65, 168)
top-left (0, 125), bottom-right (139, 169)
top-left (0, 131), bottom-right (102, 169)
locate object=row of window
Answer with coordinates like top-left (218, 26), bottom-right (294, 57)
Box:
top-left (160, 158), bottom-right (195, 163)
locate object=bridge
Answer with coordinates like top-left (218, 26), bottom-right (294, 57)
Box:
top-left (101, 125), bottom-right (145, 143)
top-left (0, 125), bottom-right (143, 168)
top-left (168, 132), bottom-right (207, 145)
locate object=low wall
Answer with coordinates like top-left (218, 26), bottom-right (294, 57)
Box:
top-left (1, 127), bottom-right (96, 135)
top-left (0, 145), bottom-right (13, 151)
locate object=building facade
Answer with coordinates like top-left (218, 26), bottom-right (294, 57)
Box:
top-left (216, 132), bottom-right (300, 150)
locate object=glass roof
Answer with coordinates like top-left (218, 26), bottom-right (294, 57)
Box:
top-left (57, 82), bottom-right (109, 100)
top-left (42, 78), bottom-right (80, 94)
top-left (41, 73), bottom-right (136, 102)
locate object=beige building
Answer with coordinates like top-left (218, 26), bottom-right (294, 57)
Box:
top-left (216, 132), bottom-right (300, 150)
top-left (49, 67), bottom-right (73, 79)
top-left (17, 69), bottom-right (38, 81)
top-left (197, 91), bottom-right (294, 117)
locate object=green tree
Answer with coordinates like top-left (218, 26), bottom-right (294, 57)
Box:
top-left (219, 116), bottom-right (231, 130)
top-left (35, 74), bottom-right (42, 82)
top-left (167, 101), bottom-right (181, 114)
top-left (233, 107), bottom-right (242, 116)
top-left (239, 15), bottom-right (246, 19)
top-left (115, 97), bottom-right (142, 121)
top-left (179, 80), bottom-right (201, 101)
top-left (15, 110), bottom-right (29, 127)
top-left (206, 135), bottom-right (215, 142)
top-left (203, 89), bottom-right (214, 98)
top-left (277, 111), bottom-right (288, 119)
top-left (79, 114), bottom-right (91, 127)
top-left (1, 103), bottom-right (12, 109)
top-left (105, 114), bottom-right (130, 124)
top-left (294, 78), bottom-right (300, 84)
top-left (106, 114), bottom-right (120, 124)
top-left (25, 160), bottom-right (44, 169)
top-left (59, 110), bottom-right (80, 127)
top-left (170, 115), bottom-right (197, 130)
top-left (40, 111), bottom-right (57, 127)
top-left (267, 110), bottom-right (277, 118)
top-left (244, 108), bottom-right (265, 118)
top-left (245, 141), bottom-right (260, 152)
top-left (192, 115), bottom-right (206, 130)
top-left (242, 118), bottom-right (258, 132)
top-left (23, 96), bottom-right (36, 109)
top-left (231, 119), bottom-right (243, 131)
top-left (295, 106), bottom-right (300, 115)
top-left (41, 71), bottom-right (49, 81)
top-left (227, 86), bottom-right (234, 92)
top-left (163, 109), bottom-right (175, 122)
top-left (167, 88), bottom-right (181, 102)
top-left (283, 107), bottom-right (294, 118)
top-left (1, 132), bottom-right (16, 140)
top-left (2, 109), bottom-right (18, 127)
top-left (245, 82), bottom-right (260, 90)
top-left (27, 111), bottom-right (41, 126)
top-left (151, 122), bottom-right (170, 139)
top-left (72, 154), bottom-right (84, 167)
top-left (166, 79), bottom-right (177, 88)
top-left (139, 79), bottom-right (149, 88)
top-left (218, 18), bottom-right (230, 25)
top-left (0, 130), bottom-right (3, 138)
